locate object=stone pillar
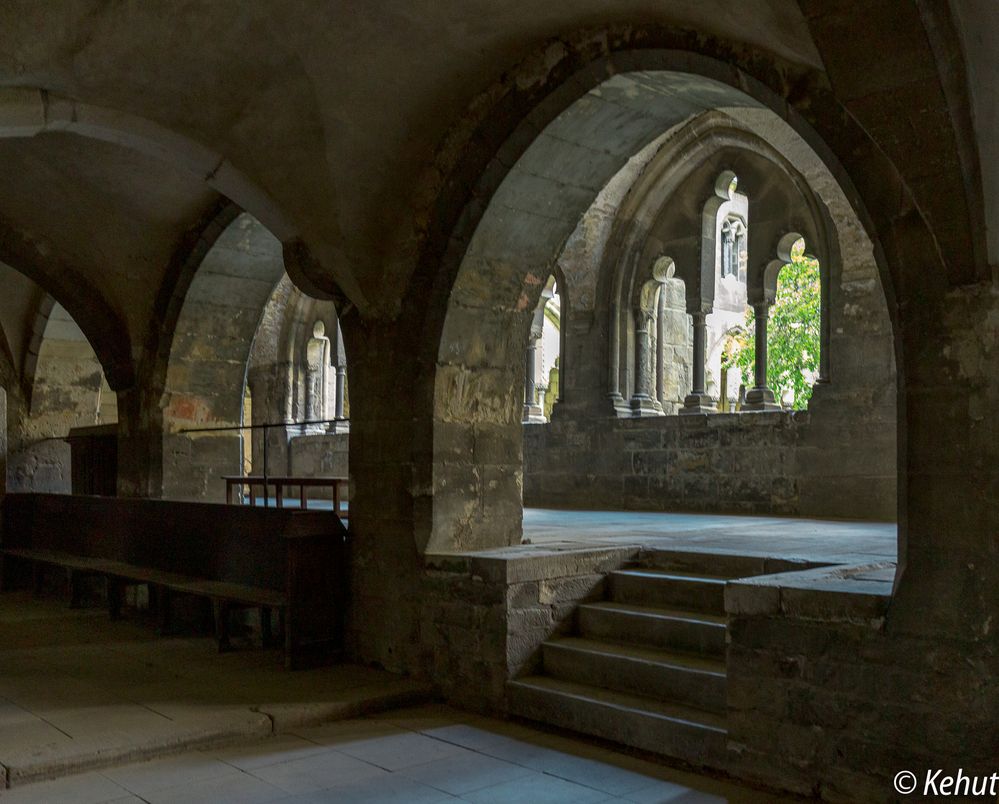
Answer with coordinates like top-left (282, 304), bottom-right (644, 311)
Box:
top-left (328, 363), bottom-right (349, 434)
top-left (630, 310), bottom-right (658, 415)
top-left (818, 256), bottom-right (831, 385)
top-left (522, 336), bottom-right (545, 423)
top-left (115, 386), bottom-right (162, 498)
top-left (655, 289), bottom-right (666, 412)
top-left (681, 312), bottom-right (715, 414)
top-left (334, 364), bottom-right (346, 419)
top-left (743, 303), bottom-right (781, 411)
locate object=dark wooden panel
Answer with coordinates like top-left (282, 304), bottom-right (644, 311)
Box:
top-left (66, 425), bottom-right (118, 497)
top-left (0, 493), bottom-right (348, 666)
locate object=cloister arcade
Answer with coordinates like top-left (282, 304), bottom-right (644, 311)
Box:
top-left (0, 5), bottom-right (995, 800)
top-left (0, 74), bottom-right (897, 530)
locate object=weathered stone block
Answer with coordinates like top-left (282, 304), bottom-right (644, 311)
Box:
top-left (725, 581), bottom-right (779, 616)
top-left (538, 573), bottom-right (604, 605)
top-left (631, 449), bottom-right (670, 476)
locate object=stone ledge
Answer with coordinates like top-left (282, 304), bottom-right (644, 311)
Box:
top-left (425, 544), bottom-right (638, 584)
top-left (725, 562), bottom-right (895, 622)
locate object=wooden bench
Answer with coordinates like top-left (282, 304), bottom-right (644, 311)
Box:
top-left (0, 493), bottom-right (348, 669)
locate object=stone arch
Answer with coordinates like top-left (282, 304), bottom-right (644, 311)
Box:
top-left (160, 213), bottom-right (285, 501)
top-left (9, 301), bottom-right (116, 493)
top-left (761, 232), bottom-right (807, 304)
top-left (598, 122), bottom-right (843, 416)
top-left (0, 91), bottom-right (354, 407)
top-left (20, 293), bottom-right (56, 408)
top-left (418, 33), bottom-right (933, 555)
top-left (0, 90), bottom-right (333, 404)
top-left (242, 276), bottom-right (347, 485)
top-left (0, 88), bottom-right (295, 241)
top-left (0, 217), bottom-right (135, 392)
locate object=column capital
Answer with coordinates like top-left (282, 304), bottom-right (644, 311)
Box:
top-left (633, 307), bottom-right (655, 328)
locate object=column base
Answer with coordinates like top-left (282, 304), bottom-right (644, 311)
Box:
top-left (326, 420), bottom-right (350, 434)
top-left (742, 387), bottom-right (782, 412)
top-left (630, 395), bottom-right (660, 417)
top-left (680, 392), bottom-right (716, 415)
top-left (609, 392), bottom-right (632, 418)
top-left (290, 423), bottom-right (326, 437)
top-left (522, 404), bottom-right (546, 424)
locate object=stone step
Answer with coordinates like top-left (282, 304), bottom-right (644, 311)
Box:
top-left (634, 549), bottom-right (830, 579)
top-left (577, 601), bottom-right (726, 657)
top-left (633, 550), bottom-right (766, 579)
top-left (541, 636), bottom-right (726, 713)
top-left (507, 675), bottom-right (727, 770)
top-left (608, 569), bottom-right (727, 614)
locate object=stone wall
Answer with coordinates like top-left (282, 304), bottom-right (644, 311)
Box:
top-left (288, 431), bottom-right (349, 482)
top-left (525, 406), bottom-right (895, 521)
top-left (161, 432), bottom-right (241, 503)
top-left (420, 545), bottom-right (637, 713)
top-left (725, 566), bottom-right (995, 802)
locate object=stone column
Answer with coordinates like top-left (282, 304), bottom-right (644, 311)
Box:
top-left (743, 303), bottom-right (781, 411)
top-left (328, 363), bottom-right (349, 433)
top-left (655, 288), bottom-right (665, 412)
top-left (681, 312), bottom-right (715, 414)
top-left (630, 310), bottom-right (658, 415)
top-left (818, 258), bottom-right (831, 385)
top-left (334, 364), bottom-right (346, 420)
top-left (522, 336), bottom-right (545, 423)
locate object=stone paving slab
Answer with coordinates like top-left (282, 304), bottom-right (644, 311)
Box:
top-left (0, 593), bottom-right (430, 788)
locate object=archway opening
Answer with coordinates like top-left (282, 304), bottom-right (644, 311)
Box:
top-left (523, 275), bottom-right (562, 424)
top-left (159, 214), bottom-right (351, 508)
top-left (10, 301), bottom-right (117, 494)
top-left (730, 237), bottom-right (820, 410)
top-left (434, 68), bottom-right (897, 556)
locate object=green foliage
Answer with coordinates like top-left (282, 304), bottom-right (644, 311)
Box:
top-left (544, 359), bottom-right (559, 420)
top-left (732, 250), bottom-right (821, 409)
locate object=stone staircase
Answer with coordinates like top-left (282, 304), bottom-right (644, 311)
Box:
top-left (507, 551), bottom-right (766, 769)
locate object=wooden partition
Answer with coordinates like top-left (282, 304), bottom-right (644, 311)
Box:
top-left (0, 493), bottom-right (349, 668)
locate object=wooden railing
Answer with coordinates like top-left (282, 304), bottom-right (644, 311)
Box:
top-left (223, 475), bottom-right (348, 518)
